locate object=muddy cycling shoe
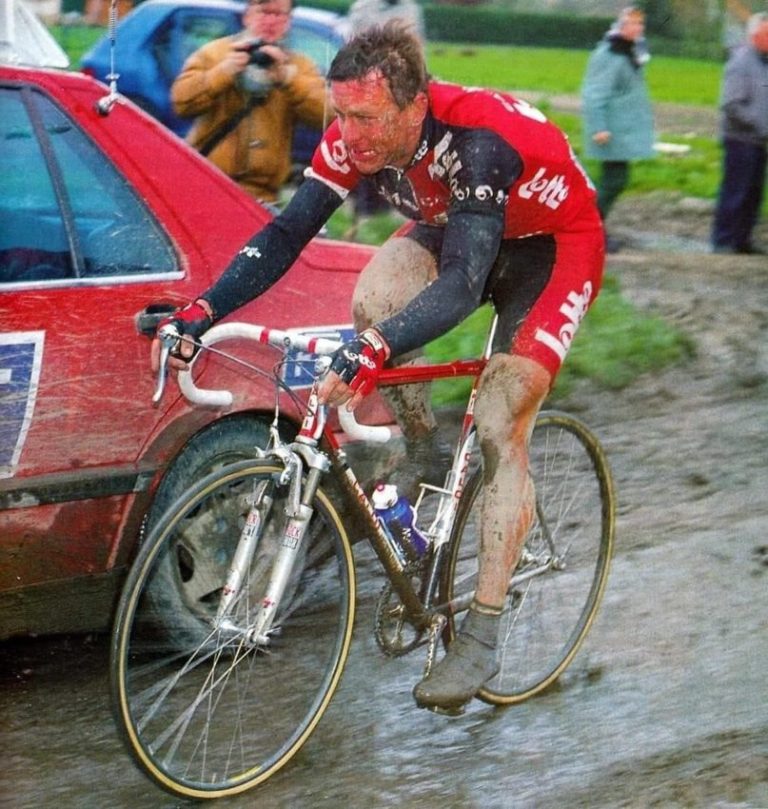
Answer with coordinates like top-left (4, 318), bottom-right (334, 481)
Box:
top-left (413, 633), bottom-right (499, 714)
top-left (413, 610), bottom-right (500, 713)
top-left (393, 427), bottom-right (453, 500)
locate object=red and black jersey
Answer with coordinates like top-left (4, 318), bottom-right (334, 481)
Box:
top-left (308, 80), bottom-right (598, 238)
top-left (204, 81), bottom-right (603, 361)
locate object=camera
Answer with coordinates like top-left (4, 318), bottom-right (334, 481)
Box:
top-left (242, 39), bottom-right (275, 68)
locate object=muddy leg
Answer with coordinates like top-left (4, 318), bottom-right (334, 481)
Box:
top-left (352, 236), bottom-right (438, 441)
top-left (473, 354), bottom-right (551, 607)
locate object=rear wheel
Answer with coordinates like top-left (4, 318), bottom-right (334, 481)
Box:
top-left (440, 410), bottom-right (615, 704)
top-left (111, 459), bottom-right (355, 799)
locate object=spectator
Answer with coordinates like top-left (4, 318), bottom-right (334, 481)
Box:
top-left (581, 6), bottom-right (654, 252)
top-left (712, 12), bottom-right (768, 255)
top-left (171, 0), bottom-right (329, 204)
top-left (723, 0), bottom-right (760, 56)
top-left (349, 0), bottom-right (425, 42)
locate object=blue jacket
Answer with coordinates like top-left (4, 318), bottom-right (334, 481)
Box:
top-left (581, 35), bottom-right (655, 161)
top-left (720, 44), bottom-right (768, 145)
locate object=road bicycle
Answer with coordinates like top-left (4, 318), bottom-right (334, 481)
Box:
top-left (110, 315), bottom-right (616, 800)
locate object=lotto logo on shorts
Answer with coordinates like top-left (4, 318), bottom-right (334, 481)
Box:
top-left (534, 282), bottom-right (592, 362)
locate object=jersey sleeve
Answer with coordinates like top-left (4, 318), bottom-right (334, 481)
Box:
top-left (203, 177), bottom-right (343, 321)
top-left (442, 126), bottom-right (522, 213)
top-left (303, 120), bottom-right (361, 199)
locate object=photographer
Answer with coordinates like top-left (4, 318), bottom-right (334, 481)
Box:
top-left (171, 0), bottom-right (329, 203)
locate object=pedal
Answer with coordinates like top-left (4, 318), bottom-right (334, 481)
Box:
top-left (423, 612), bottom-right (447, 677)
top-left (418, 701), bottom-right (466, 717)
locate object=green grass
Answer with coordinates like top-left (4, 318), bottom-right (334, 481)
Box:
top-left (426, 43), bottom-right (722, 105)
top-left (545, 110), bottom-right (723, 201)
top-left (422, 276), bottom-right (694, 406)
top-left (50, 24), bottom-right (103, 66)
top-left (552, 275), bottom-right (695, 397)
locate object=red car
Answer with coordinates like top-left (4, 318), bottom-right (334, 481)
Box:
top-left (0, 64), bottom-right (379, 639)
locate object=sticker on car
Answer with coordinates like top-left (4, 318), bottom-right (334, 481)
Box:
top-left (0, 331), bottom-right (45, 479)
top-left (282, 325), bottom-right (355, 389)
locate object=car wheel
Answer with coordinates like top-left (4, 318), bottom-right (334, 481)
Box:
top-left (143, 415), bottom-right (289, 645)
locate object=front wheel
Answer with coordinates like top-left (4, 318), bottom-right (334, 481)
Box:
top-left (440, 410), bottom-right (615, 705)
top-left (110, 459), bottom-right (356, 800)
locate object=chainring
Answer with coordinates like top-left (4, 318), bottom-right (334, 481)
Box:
top-left (373, 566), bottom-right (427, 656)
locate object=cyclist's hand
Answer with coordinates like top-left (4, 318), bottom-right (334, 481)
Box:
top-left (150, 299), bottom-right (213, 372)
top-left (318, 328), bottom-right (389, 412)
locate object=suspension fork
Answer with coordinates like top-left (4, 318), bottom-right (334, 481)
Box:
top-left (241, 463), bottom-right (325, 645)
top-left (216, 479), bottom-right (275, 626)
top-left (244, 385), bottom-right (332, 644)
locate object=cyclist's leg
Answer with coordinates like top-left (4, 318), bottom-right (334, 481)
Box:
top-left (473, 355), bottom-right (550, 606)
top-left (352, 230), bottom-right (452, 492)
top-left (352, 231), bottom-right (437, 440)
top-left (414, 228), bottom-right (604, 711)
top-left (413, 354), bottom-right (549, 712)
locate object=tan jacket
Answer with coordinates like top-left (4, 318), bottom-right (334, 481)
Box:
top-left (172, 34), bottom-right (329, 201)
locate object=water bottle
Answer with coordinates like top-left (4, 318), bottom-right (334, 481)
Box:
top-left (371, 483), bottom-right (429, 563)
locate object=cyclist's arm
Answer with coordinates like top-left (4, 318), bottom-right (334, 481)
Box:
top-left (203, 177), bottom-right (344, 321)
top-left (375, 131), bottom-right (522, 358)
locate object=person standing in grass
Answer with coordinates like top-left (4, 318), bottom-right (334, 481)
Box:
top-left (711, 12), bottom-right (768, 255)
top-left (581, 6), bottom-right (655, 253)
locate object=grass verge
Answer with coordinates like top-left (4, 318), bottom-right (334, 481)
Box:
top-left (423, 275), bottom-right (694, 407)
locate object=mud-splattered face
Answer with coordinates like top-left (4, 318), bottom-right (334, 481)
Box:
top-left (330, 70), bottom-right (427, 174)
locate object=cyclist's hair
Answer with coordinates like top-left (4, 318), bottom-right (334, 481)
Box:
top-left (327, 20), bottom-right (428, 110)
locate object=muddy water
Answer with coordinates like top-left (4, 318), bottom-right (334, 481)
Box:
top-left (1, 522), bottom-right (766, 809)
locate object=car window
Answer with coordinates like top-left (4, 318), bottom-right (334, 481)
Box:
top-left (288, 23), bottom-right (340, 75)
top-left (0, 85), bottom-right (177, 285)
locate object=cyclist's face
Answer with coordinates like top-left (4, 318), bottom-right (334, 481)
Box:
top-left (330, 71), bottom-right (427, 174)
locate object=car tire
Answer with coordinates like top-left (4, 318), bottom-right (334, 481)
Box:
top-left (142, 414), bottom-right (286, 645)
top-left (147, 414), bottom-right (280, 524)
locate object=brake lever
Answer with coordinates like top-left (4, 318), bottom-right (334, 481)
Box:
top-left (152, 325), bottom-right (181, 404)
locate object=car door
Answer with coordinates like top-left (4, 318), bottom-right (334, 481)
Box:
top-left (0, 78), bottom-right (197, 589)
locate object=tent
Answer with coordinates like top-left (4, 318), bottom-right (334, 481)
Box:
top-left (0, 0), bottom-right (69, 67)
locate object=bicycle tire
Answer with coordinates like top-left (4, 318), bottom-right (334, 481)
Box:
top-left (110, 459), bottom-right (356, 800)
top-left (440, 410), bottom-right (615, 705)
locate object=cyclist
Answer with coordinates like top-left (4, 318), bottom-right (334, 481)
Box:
top-left (154, 21), bottom-right (605, 712)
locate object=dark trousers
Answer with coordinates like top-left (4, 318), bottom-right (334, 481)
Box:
top-left (712, 138), bottom-right (767, 250)
top-left (597, 160), bottom-right (629, 219)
